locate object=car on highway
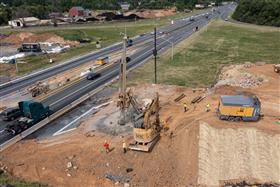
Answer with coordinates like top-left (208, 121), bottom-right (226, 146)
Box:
top-left (1, 107), bottom-right (21, 121)
top-left (86, 72), bottom-right (101, 80)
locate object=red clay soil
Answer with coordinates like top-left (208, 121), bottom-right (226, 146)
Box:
top-left (2, 32), bottom-right (78, 46)
top-left (125, 8), bottom-right (177, 19)
top-left (0, 64), bottom-right (279, 187)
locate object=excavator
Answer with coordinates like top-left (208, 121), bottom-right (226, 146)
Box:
top-left (117, 34), bottom-right (161, 152)
top-left (118, 90), bottom-right (161, 152)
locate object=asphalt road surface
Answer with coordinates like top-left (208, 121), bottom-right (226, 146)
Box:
top-left (0, 4), bottom-right (236, 145)
top-left (0, 9), bottom-right (214, 97)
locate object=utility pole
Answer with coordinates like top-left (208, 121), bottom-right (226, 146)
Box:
top-left (153, 27), bottom-right (157, 84)
top-left (118, 31), bottom-right (128, 125)
top-left (14, 58), bottom-right (18, 73)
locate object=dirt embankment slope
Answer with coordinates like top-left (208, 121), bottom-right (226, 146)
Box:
top-left (0, 64), bottom-right (279, 187)
top-left (125, 8), bottom-right (177, 19)
top-left (2, 32), bottom-right (78, 46)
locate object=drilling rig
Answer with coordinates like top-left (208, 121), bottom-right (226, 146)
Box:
top-left (117, 33), bottom-right (161, 152)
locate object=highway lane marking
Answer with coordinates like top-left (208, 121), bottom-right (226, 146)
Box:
top-left (48, 38), bottom-right (161, 107)
top-left (0, 11), bottom-right (210, 89)
top-left (0, 13), bottom-right (205, 99)
top-left (53, 101), bottom-right (111, 136)
top-left (48, 19), bottom-right (205, 107)
top-left (0, 42), bottom-right (123, 88)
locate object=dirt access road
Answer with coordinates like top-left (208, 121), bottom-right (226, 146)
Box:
top-left (0, 64), bottom-right (279, 187)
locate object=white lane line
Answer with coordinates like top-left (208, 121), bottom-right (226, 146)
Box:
top-left (48, 38), bottom-right (158, 107)
top-left (0, 42), bottom-right (123, 88)
top-left (50, 19), bottom-right (203, 107)
top-left (51, 19), bottom-right (204, 136)
top-left (53, 101), bottom-right (111, 136)
top-left (0, 130), bottom-right (5, 133)
top-left (52, 128), bottom-right (76, 136)
top-left (0, 11), bottom-right (209, 89)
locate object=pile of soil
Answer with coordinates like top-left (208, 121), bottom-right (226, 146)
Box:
top-left (0, 64), bottom-right (279, 187)
top-left (125, 7), bottom-right (177, 18)
top-left (216, 64), bottom-right (266, 88)
top-left (2, 32), bottom-right (79, 46)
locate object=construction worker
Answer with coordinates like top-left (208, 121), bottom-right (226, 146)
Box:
top-left (205, 103), bottom-right (210, 112)
top-left (122, 140), bottom-right (127, 154)
top-left (184, 103), bottom-right (188, 112)
top-left (103, 140), bottom-right (110, 153)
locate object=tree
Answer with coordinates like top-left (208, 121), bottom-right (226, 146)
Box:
top-left (0, 5), bottom-right (11, 25)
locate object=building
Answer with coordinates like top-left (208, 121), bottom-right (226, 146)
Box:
top-left (120, 2), bottom-right (130, 11)
top-left (69, 7), bottom-right (85, 18)
top-left (8, 17), bottom-right (40, 28)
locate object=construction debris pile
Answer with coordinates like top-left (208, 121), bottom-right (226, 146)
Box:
top-left (216, 64), bottom-right (265, 88)
top-left (0, 32), bottom-right (78, 64)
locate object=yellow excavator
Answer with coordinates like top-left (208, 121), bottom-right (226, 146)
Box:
top-left (125, 91), bottom-right (161, 152)
top-left (117, 35), bottom-right (161, 152)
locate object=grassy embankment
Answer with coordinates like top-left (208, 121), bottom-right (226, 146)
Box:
top-left (0, 173), bottom-right (47, 187)
top-left (5, 10), bottom-right (209, 75)
top-left (126, 20), bottom-right (280, 87)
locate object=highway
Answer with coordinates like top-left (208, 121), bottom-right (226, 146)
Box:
top-left (0, 4), bottom-right (236, 149)
top-left (0, 9), bottom-right (215, 97)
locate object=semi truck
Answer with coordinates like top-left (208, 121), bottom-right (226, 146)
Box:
top-left (5, 101), bottom-right (51, 135)
top-left (217, 95), bottom-right (261, 121)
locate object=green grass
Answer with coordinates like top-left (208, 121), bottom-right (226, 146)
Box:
top-left (17, 24), bottom-right (154, 75)
top-left (127, 20), bottom-right (280, 87)
top-left (1, 9), bottom-right (212, 76)
top-left (0, 173), bottom-right (47, 187)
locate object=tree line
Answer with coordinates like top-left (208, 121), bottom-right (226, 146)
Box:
top-left (232, 0), bottom-right (280, 27)
top-left (0, 0), bottom-right (224, 25)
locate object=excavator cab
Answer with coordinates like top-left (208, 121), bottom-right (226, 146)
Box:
top-left (128, 93), bottom-right (161, 152)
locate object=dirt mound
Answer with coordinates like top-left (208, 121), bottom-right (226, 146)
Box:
top-left (0, 65), bottom-right (279, 187)
top-left (125, 7), bottom-right (176, 18)
top-left (217, 64), bottom-right (265, 88)
top-left (2, 32), bottom-right (78, 46)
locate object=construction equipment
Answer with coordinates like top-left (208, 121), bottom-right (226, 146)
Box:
top-left (117, 32), bottom-right (160, 152)
top-left (217, 95), bottom-right (261, 121)
top-left (28, 82), bottom-right (50, 97)
top-left (127, 91), bottom-right (161, 152)
top-left (95, 56), bottom-right (109, 65)
top-left (5, 101), bottom-right (51, 135)
top-left (17, 43), bottom-right (42, 53)
top-left (274, 64), bottom-right (280, 73)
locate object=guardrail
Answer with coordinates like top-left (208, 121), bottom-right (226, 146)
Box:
top-left (33, 40), bottom-right (150, 102)
top-left (0, 82), bottom-right (109, 152)
top-left (0, 15), bottom-right (212, 152)
top-left (0, 43), bottom-right (156, 152)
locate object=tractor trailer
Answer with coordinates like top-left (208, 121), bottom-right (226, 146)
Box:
top-left (5, 101), bottom-right (51, 135)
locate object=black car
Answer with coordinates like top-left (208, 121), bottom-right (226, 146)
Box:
top-left (86, 72), bottom-right (101, 80)
top-left (2, 107), bottom-right (21, 121)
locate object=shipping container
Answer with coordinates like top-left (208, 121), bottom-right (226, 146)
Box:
top-left (217, 95), bottom-right (261, 121)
